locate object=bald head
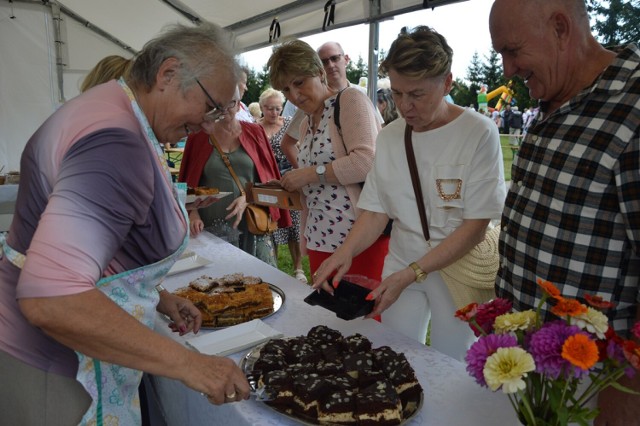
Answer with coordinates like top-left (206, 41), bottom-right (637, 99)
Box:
top-left (490, 0), bottom-right (613, 112)
top-left (317, 41), bottom-right (350, 91)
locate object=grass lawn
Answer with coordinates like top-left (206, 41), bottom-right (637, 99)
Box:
top-left (276, 244), bottom-right (311, 283)
top-left (500, 135), bottom-right (516, 182)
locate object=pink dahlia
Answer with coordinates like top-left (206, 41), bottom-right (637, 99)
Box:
top-left (472, 298), bottom-right (513, 337)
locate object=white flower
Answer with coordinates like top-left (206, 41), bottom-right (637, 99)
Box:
top-left (494, 311), bottom-right (537, 334)
top-left (574, 307), bottom-right (609, 339)
top-left (483, 347), bottom-right (536, 394)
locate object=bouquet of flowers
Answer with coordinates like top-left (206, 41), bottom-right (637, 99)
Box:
top-left (456, 279), bottom-right (640, 426)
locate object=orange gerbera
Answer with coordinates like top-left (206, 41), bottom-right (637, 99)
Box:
top-left (551, 298), bottom-right (588, 317)
top-left (537, 278), bottom-right (562, 299)
top-left (562, 334), bottom-right (599, 370)
top-left (584, 294), bottom-right (615, 310)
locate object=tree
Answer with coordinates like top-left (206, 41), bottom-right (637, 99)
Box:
top-left (588, 0), bottom-right (640, 47)
top-left (480, 49), bottom-right (504, 93)
top-left (346, 55), bottom-right (367, 85)
top-left (243, 65), bottom-right (271, 104)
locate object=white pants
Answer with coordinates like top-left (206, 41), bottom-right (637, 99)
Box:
top-left (381, 271), bottom-right (476, 361)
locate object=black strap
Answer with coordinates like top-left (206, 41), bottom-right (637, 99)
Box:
top-left (269, 18), bottom-right (280, 43)
top-left (333, 88), bottom-right (345, 136)
top-left (404, 124), bottom-right (430, 241)
top-left (209, 135), bottom-right (246, 196)
top-left (323, 0), bottom-right (336, 32)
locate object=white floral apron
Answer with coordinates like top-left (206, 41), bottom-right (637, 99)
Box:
top-left (0, 78), bottom-right (189, 426)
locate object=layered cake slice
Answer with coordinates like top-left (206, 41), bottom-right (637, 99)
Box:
top-left (355, 380), bottom-right (403, 426)
top-left (317, 389), bottom-right (356, 425)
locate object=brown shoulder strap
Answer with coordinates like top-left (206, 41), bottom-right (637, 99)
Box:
top-left (404, 124), bottom-right (430, 241)
top-left (209, 135), bottom-right (246, 196)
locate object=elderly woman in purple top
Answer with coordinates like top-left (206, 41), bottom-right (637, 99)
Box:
top-left (0, 23), bottom-right (251, 425)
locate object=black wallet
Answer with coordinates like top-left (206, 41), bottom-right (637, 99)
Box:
top-left (303, 278), bottom-right (374, 320)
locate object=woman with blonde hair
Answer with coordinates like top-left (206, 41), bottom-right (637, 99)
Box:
top-left (179, 86), bottom-right (291, 267)
top-left (80, 55), bottom-right (132, 93)
top-left (257, 88), bottom-right (307, 282)
top-left (267, 40), bottom-right (388, 288)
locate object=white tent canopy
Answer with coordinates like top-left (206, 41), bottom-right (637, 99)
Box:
top-left (0, 0), bottom-right (467, 171)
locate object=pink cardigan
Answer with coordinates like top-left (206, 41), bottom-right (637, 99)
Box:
top-left (298, 87), bottom-right (381, 251)
top-left (179, 122), bottom-right (292, 229)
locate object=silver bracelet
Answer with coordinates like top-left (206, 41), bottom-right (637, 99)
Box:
top-left (155, 284), bottom-right (166, 293)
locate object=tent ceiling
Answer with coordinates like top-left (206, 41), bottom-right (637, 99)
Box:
top-left (48, 0), bottom-right (468, 54)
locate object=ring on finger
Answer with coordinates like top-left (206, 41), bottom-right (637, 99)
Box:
top-left (226, 392), bottom-right (236, 399)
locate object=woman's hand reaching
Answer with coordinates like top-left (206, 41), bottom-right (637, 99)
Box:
top-left (363, 268), bottom-right (415, 320)
top-left (280, 167), bottom-right (314, 192)
top-left (189, 210), bottom-right (205, 237)
top-left (156, 290), bottom-right (202, 336)
top-left (225, 195), bottom-right (247, 229)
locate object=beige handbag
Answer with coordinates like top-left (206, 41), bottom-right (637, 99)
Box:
top-left (404, 124), bottom-right (499, 309)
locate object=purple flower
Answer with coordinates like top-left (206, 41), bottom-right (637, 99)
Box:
top-left (466, 334), bottom-right (518, 387)
top-left (606, 340), bottom-right (636, 377)
top-left (529, 320), bottom-right (590, 380)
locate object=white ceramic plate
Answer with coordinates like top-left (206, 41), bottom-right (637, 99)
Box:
top-left (186, 319), bottom-right (283, 357)
top-left (185, 191), bottom-right (232, 204)
top-left (167, 253), bottom-right (212, 276)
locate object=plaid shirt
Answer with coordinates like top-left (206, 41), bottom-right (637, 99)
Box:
top-left (496, 44), bottom-right (640, 337)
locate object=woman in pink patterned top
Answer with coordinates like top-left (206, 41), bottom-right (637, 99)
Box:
top-left (267, 40), bottom-right (389, 287)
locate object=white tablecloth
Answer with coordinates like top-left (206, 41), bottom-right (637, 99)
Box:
top-left (147, 232), bottom-right (518, 426)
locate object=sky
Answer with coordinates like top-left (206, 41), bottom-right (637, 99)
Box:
top-left (240, 0), bottom-right (495, 84)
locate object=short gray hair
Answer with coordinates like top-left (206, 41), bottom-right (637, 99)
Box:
top-left (128, 22), bottom-right (240, 92)
top-left (380, 26), bottom-right (453, 80)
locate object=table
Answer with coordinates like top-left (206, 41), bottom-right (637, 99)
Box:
top-left (165, 147), bottom-right (184, 166)
top-left (0, 184), bottom-right (18, 232)
top-left (146, 232), bottom-right (518, 426)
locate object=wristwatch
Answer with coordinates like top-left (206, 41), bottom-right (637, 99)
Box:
top-left (316, 164), bottom-right (327, 184)
top-left (409, 262), bottom-right (428, 282)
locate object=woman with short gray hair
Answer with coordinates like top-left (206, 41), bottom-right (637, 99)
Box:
top-left (0, 22), bottom-right (249, 426)
top-left (314, 26), bottom-right (506, 361)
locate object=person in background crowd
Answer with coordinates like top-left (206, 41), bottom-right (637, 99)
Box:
top-left (490, 0), bottom-right (640, 423)
top-left (376, 88), bottom-right (399, 127)
top-left (257, 88), bottom-right (307, 283)
top-left (523, 104), bottom-right (539, 134)
top-left (0, 23), bottom-right (250, 426)
top-left (507, 105), bottom-right (523, 147)
top-left (79, 55), bottom-right (132, 93)
top-left (179, 86), bottom-right (291, 267)
top-left (268, 39), bottom-right (388, 288)
top-left (248, 102), bottom-right (262, 120)
top-left (235, 66), bottom-right (255, 123)
top-left (500, 103), bottom-right (512, 135)
top-left (313, 26), bottom-right (506, 361)
top-left (491, 107), bottom-right (501, 128)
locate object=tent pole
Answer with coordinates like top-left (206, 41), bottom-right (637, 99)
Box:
top-left (50, 2), bottom-right (66, 103)
top-left (367, 0), bottom-right (381, 104)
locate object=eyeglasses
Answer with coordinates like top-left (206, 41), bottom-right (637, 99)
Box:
top-left (195, 77), bottom-right (229, 122)
top-left (320, 54), bottom-right (343, 67)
